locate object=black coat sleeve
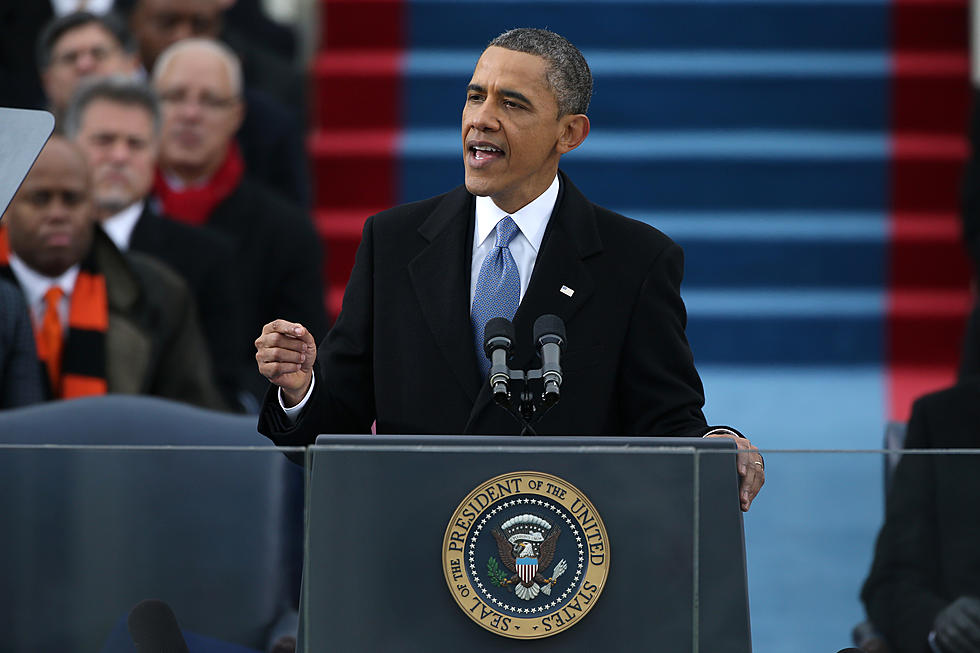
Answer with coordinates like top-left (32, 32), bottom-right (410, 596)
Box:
top-left (618, 240), bottom-right (712, 436)
top-left (258, 216), bottom-right (377, 444)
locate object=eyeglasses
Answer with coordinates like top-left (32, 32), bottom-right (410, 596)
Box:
top-left (50, 44), bottom-right (120, 68)
top-left (158, 89), bottom-right (239, 111)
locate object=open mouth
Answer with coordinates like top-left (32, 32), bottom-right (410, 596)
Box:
top-left (468, 142), bottom-right (505, 165)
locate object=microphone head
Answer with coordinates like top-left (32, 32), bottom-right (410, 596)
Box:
top-left (483, 317), bottom-right (515, 356)
top-left (127, 599), bottom-right (189, 653)
top-left (533, 314), bottom-right (566, 352)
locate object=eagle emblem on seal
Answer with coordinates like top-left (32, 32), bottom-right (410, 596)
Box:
top-left (488, 514), bottom-right (568, 601)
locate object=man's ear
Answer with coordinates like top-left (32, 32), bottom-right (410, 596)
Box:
top-left (556, 114), bottom-right (590, 155)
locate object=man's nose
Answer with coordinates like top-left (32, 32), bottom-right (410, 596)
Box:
top-left (74, 51), bottom-right (98, 74)
top-left (468, 101), bottom-right (500, 132)
top-left (169, 20), bottom-right (196, 43)
top-left (109, 140), bottom-right (131, 161)
top-left (174, 97), bottom-right (203, 120)
top-left (45, 197), bottom-right (75, 221)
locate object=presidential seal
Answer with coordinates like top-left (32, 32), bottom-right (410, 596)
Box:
top-left (442, 471), bottom-right (609, 639)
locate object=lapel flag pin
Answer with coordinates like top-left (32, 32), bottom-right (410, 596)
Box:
top-left (560, 285), bottom-right (575, 297)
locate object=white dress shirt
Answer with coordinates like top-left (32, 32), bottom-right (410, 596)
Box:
top-left (100, 201), bottom-right (143, 251)
top-left (469, 174), bottom-right (559, 306)
top-left (8, 255), bottom-right (79, 333)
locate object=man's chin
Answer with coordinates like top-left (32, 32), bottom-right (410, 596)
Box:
top-left (34, 252), bottom-right (80, 278)
top-left (463, 175), bottom-right (493, 198)
top-left (96, 196), bottom-right (136, 215)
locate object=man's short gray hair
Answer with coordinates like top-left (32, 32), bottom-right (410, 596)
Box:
top-left (151, 38), bottom-right (243, 97)
top-left (487, 28), bottom-right (592, 117)
top-left (63, 75), bottom-right (161, 138)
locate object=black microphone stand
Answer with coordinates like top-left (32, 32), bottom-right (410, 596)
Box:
top-left (483, 315), bottom-right (566, 435)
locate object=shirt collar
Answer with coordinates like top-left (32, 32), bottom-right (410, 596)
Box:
top-left (474, 175), bottom-right (560, 251)
top-left (8, 254), bottom-right (80, 313)
top-left (101, 200), bottom-right (144, 251)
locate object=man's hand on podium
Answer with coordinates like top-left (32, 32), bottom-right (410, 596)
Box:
top-left (256, 319), bottom-right (317, 407)
top-left (703, 432), bottom-right (765, 512)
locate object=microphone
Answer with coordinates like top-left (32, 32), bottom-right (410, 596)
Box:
top-left (533, 314), bottom-right (566, 407)
top-left (483, 317), bottom-right (515, 404)
top-left (127, 599), bottom-right (189, 653)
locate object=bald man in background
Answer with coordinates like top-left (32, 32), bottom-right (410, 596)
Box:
top-left (125, 0), bottom-right (309, 205)
top-left (0, 135), bottom-right (223, 408)
top-left (151, 39), bottom-right (326, 405)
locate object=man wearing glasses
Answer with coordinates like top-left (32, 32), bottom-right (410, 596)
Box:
top-left (36, 11), bottom-right (138, 124)
top-left (151, 38), bottom-right (327, 406)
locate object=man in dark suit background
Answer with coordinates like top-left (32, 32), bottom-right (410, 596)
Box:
top-left (151, 38), bottom-right (327, 408)
top-left (123, 0), bottom-right (310, 207)
top-left (861, 385), bottom-right (980, 653)
top-left (36, 12), bottom-right (139, 125)
top-left (1, 135), bottom-right (223, 408)
top-left (0, 277), bottom-right (44, 409)
top-left (255, 28), bottom-right (765, 511)
top-left (64, 74), bottom-right (248, 410)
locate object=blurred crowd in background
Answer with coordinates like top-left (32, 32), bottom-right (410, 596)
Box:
top-left (0, 0), bottom-right (327, 413)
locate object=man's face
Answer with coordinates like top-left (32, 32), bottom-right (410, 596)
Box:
top-left (4, 139), bottom-right (95, 278)
top-left (74, 99), bottom-right (158, 216)
top-left (42, 23), bottom-right (137, 113)
top-left (154, 49), bottom-right (242, 181)
top-left (130, 0), bottom-right (222, 70)
top-left (462, 47), bottom-right (566, 214)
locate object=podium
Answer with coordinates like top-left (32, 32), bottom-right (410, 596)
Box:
top-left (301, 435), bottom-right (752, 652)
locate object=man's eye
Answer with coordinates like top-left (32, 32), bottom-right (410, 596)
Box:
top-left (467, 94), bottom-right (483, 102)
top-left (192, 17), bottom-right (215, 33)
top-left (29, 191), bottom-right (52, 206)
top-left (154, 14), bottom-right (179, 30)
top-left (62, 191), bottom-right (84, 207)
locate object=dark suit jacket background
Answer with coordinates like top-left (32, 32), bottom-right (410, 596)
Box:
top-left (205, 179), bottom-right (327, 406)
top-left (2, 229), bottom-right (225, 409)
top-left (0, 0), bottom-right (51, 110)
top-left (861, 382), bottom-right (980, 652)
top-left (260, 172), bottom-right (718, 442)
top-left (959, 87), bottom-right (980, 379)
top-left (131, 204), bottom-right (248, 409)
top-left (0, 277), bottom-right (44, 408)
top-left (237, 87), bottom-right (310, 208)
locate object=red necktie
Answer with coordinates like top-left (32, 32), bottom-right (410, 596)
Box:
top-left (35, 286), bottom-right (65, 393)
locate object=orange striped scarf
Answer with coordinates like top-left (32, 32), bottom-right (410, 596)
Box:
top-left (0, 227), bottom-right (108, 399)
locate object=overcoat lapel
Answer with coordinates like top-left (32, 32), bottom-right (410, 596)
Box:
top-left (408, 187), bottom-right (482, 403)
top-left (464, 172), bottom-right (603, 431)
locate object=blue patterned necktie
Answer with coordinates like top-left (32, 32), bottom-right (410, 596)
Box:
top-left (471, 216), bottom-right (521, 378)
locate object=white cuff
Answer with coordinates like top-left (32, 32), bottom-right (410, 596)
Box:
top-left (278, 372), bottom-right (316, 424)
top-left (703, 428), bottom-right (737, 437)
top-left (929, 630), bottom-right (944, 653)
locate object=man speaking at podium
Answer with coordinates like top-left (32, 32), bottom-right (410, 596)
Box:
top-left (255, 29), bottom-right (765, 511)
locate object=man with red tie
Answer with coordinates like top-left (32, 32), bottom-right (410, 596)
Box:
top-left (0, 134), bottom-right (223, 407)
